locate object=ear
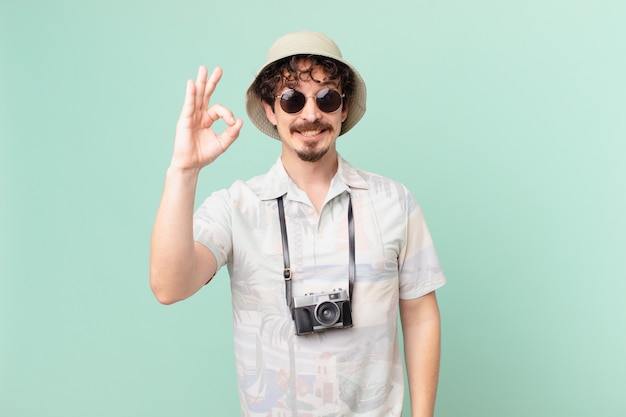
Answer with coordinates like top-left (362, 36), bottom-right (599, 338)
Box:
top-left (341, 100), bottom-right (349, 123)
top-left (262, 100), bottom-right (278, 126)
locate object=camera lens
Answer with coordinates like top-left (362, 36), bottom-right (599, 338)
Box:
top-left (314, 302), bottom-right (340, 327)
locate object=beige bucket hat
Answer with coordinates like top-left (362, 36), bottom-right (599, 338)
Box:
top-left (245, 31), bottom-right (367, 140)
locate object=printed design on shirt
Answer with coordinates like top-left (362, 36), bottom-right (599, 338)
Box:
top-left (237, 322), bottom-right (401, 416)
top-left (193, 158), bottom-right (446, 416)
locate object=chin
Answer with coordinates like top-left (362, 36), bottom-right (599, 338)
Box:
top-left (296, 146), bottom-right (330, 162)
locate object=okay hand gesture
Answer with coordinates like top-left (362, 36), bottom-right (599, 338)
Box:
top-left (171, 66), bottom-right (243, 171)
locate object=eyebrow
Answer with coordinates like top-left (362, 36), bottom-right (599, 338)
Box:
top-left (319, 78), bottom-right (340, 87)
top-left (279, 85), bottom-right (341, 95)
top-left (278, 73), bottom-right (341, 94)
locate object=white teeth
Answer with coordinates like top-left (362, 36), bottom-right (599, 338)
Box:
top-left (300, 130), bottom-right (322, 137)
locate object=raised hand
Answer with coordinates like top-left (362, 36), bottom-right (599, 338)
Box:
top-left (171, 66), bottom-right (243, 171)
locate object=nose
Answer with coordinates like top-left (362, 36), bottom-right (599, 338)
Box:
top-left (299, 95), bottom-right (322, 122)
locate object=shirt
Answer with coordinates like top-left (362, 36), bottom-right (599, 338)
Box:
top-left (193, 156), bottom-right (446, 416)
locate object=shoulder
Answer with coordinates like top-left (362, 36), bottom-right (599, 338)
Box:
top-left (345, 171), bottom-right (426, 231)
top-left (341, 157), bottom-right (410, 194)
top-left (195, 166), bottom-right (280, 218)
top-left (197, 176), bottom-right (264, 207)
top-left (348, 164), bottom-right (417, 211)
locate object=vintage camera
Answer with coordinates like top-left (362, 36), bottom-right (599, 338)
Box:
top-left (292, 288), bottom-right (353, 335)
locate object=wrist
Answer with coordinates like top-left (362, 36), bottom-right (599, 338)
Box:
top-left (166, 165), bottom-right (201, 184)
top-left (167, 162), bottom-right (200, 174)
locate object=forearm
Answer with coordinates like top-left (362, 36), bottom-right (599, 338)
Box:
top-left (400, 293), bottom-right (441, 417)
top-left (149, 167), bottom-right (209, 304)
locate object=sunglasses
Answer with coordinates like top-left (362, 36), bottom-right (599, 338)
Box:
top-left (276, 88), bottom-right (345, 114)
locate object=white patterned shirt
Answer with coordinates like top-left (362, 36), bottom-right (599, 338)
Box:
top-left (193, 156), bottom-right (446, 417)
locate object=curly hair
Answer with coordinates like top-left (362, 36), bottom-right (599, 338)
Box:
top-left (251, 55), bottom-right (355, 110)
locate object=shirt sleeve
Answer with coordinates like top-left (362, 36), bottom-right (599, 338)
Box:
top-left (397, 188), bottom-right (446, 299)
top-left (193, 189), bottom-right (233, 271)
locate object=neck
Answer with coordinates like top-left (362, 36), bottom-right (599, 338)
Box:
top-left (281, 150), bottom-right (339, 212)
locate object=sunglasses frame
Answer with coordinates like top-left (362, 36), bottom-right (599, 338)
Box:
top-left (275, 88), bottom-right (345, 114)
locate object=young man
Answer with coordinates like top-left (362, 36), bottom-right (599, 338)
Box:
top-left (150, 31), bottom-right (446, 417)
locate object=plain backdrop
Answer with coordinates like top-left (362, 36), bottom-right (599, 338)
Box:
top-left (1, 0), bottom-right (625, 416)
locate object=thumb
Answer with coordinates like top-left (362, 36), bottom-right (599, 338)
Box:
top-left (218, 118), bottom-right (244, 151)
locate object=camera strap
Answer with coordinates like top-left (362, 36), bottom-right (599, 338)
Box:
top-left (277, 193), bottom-right (355, 315)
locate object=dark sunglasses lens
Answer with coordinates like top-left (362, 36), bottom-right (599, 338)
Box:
top-left (316, 89), bottom-right (343, 113)
top-left (278, 89), bottom-right (343, 113)
top-left (279, 90), bottom-right (305, 113)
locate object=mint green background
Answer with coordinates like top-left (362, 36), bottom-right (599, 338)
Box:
top-left (2, 0), bottom-right (625, 416)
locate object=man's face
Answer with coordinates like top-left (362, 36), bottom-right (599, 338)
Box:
top-left (262, 59), bottom-right (349, 163)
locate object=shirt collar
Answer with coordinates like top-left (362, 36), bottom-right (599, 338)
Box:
top-left (258, 155), bottom-right (369, 201)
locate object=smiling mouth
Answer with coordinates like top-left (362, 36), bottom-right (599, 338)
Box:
top-left (298, 129), bottom-right (323, 137)
top-left (291, 122), bottom-right (332, 138)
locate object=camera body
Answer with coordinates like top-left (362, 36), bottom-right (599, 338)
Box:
top-left (292, 288), bottom-right (353, 336)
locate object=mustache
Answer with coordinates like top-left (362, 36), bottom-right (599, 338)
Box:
top-left (290, 121), bottom-right (333, 134)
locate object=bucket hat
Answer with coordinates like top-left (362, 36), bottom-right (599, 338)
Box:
top-left (245, 31), bottom-right (367, 140)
